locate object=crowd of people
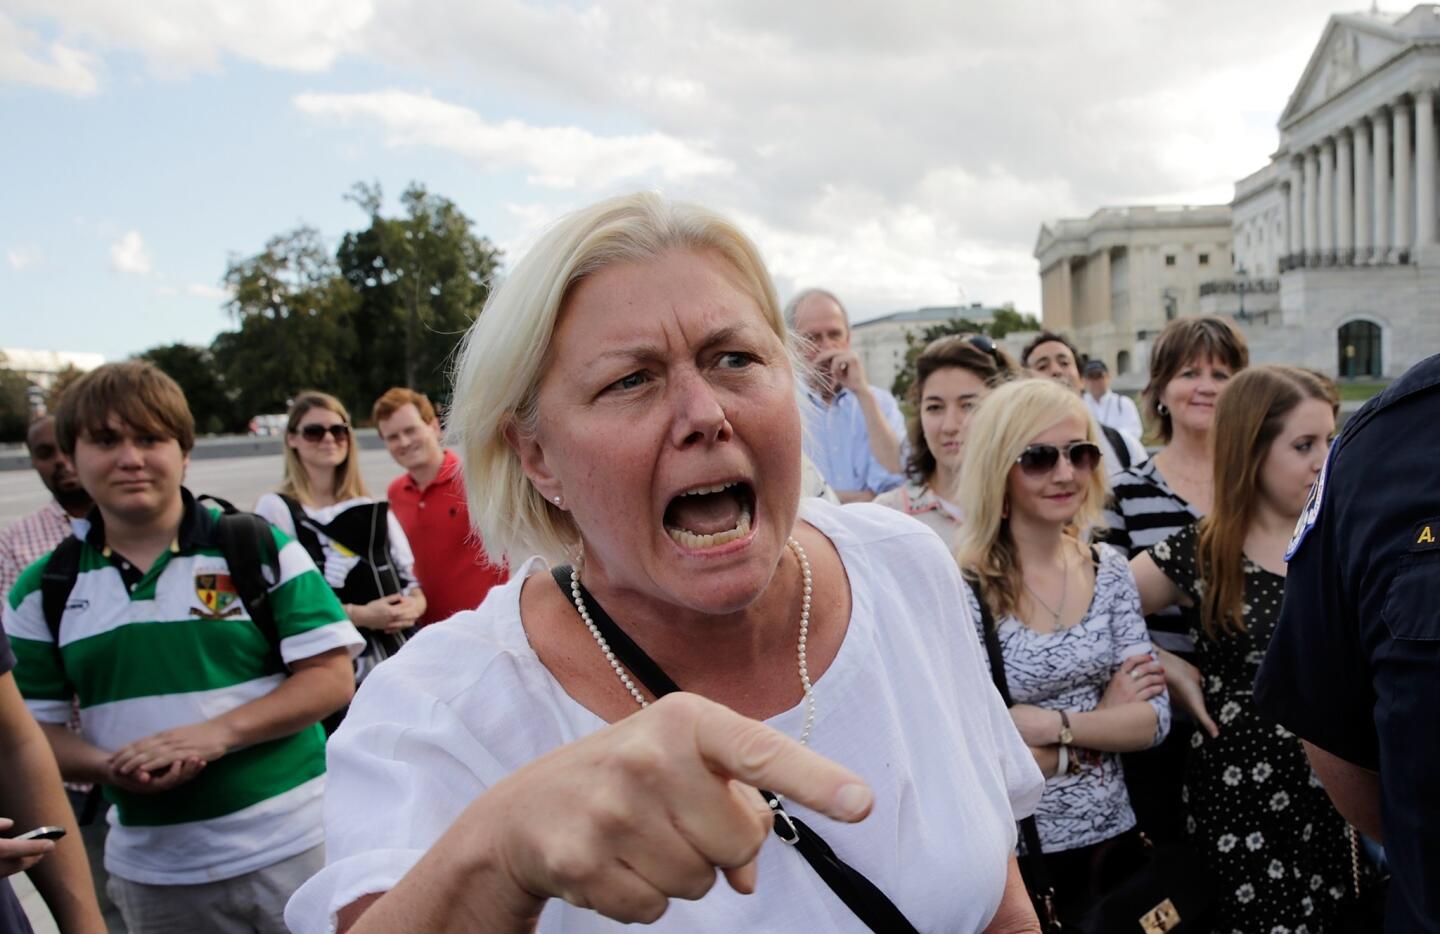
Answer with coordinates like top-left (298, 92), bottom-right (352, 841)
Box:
top-left (0, 190), bottom-right (1431, 934)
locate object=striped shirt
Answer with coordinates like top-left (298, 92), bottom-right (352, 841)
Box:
top-left (4, 491), bottom-right (363, 885)
top-left (1102, 459), bottom-right (1204, 653)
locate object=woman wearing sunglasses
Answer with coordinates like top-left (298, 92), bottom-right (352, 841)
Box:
top-left (955, 378), bottom-right (1170, 923)
top-left (255, 392), bottom-right (426, 696)
top-left (875, 335), bottom-right (1017, 542)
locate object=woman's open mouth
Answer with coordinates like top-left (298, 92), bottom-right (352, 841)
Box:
top-left (663, 481), bottom-right (756, 550)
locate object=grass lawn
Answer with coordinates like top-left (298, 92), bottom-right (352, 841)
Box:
top-left (1337, 380), bottom-right (1389, 402)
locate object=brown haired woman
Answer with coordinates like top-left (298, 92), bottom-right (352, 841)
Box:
top-left (1102, 315), bottom-right (1248, 841)
top-left (255, 392), bottom-right (426, 694)
top-left (874, 335), bottom-right (1017, 542)
top-left (1130, 366), bottom-right (1362, 932)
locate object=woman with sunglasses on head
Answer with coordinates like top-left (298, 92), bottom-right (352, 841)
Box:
top-left (1128, 366), bottom-right (1363, 932)
top-left (955, 378), bottom-right (1170, 923)
top-left (255, 392), bottom-right (425, 695)
top-left (875, 335), bottom-right (1017, 542)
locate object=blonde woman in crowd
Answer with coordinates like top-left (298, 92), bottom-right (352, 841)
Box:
top-left (955, 377), bottom-right (1170, 923)
top-left (255, 392), bottom-right (424, 694)
top-left (286, 193), bottom-right (1045, 933)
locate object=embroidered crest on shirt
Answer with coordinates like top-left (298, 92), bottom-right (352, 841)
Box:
top-left (193, 573), bottom-right (243, 619)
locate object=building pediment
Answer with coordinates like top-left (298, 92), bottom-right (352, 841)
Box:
top-left (1281, 14), bottom-right (1408, 126)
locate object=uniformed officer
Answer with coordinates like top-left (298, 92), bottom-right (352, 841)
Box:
top-left (1255, 352), bottom-right (1440, 933)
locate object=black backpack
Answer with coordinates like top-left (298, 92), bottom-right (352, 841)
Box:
top-left (40, 495), bottom-right (282, 653)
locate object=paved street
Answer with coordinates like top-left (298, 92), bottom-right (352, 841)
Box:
top-left (0, 447), bottom-right (404, 529)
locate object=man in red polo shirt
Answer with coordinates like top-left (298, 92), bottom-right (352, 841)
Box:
top-left (373, 388), bottom-right (506, 625)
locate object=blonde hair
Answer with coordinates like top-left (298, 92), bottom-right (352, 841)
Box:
top-left (279, 391), bottom-right (368, 505)
top-left (448, 191), bottom-right (789, 564)
top-left (954, 378), bottom-right (1108, 620)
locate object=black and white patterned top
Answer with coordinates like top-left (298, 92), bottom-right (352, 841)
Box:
top-left (965, 544), bottom-right (1171, 853)
top-left (1102, 458), bottom-right (1204, 654)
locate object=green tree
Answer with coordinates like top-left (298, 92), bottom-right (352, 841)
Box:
top-left (0, 353), bottom-right (36, 443)
top-left (213, 227), bottom-right (358, 419)
top-left (46, 364), bottom-right (85, 411)
top-left (337, 181), bottom-right (502, 407)
top-left (890, 317), bottom-right (987, 400)
top-left (137, 343), bottom-right (239, 435)
top-left (988, 304), bottom-right (1042, 338)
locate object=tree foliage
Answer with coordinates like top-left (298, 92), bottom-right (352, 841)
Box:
top-left (129, 182), bottom-right (503, 434)
top-left (136, 343), bottom-right (239, 435)
top-left (337, 182), bottom-right (501, 408)
top-left (0, 353), bottom-right (35, 443)
top-left (887, 305), bottom-right (1044, 399)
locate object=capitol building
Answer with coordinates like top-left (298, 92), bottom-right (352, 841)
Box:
top-left (1037, 4), bottom-right (1440, 385)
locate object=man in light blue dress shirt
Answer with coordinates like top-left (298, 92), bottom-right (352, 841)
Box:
top-left (787, 289), bottom-right (906, 502)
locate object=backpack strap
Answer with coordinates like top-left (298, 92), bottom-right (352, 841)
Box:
top-left (40, 536), bottom-right (85, 643)
top-left (276, 494), bottom-right (326, 570)
top-left (1101, 423), bottom-right (1131, 469)
top-left (198, 495), bottom-right (284, 660)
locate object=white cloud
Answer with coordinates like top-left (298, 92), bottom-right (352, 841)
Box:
top-left (10, 0), bottom-right (1352, 316)
top-left (5, 0), bottom-right (371, 76)
top-left (293, 90), bottom-right (732, 190)
top-left (185, 282), bottom-right (229, 299)
top-left (0, 11), bottom-right (100, 95)
top-left (110, 230), bottom-right (151, 275)
top-left (6, 247), bottom-right (40, 271)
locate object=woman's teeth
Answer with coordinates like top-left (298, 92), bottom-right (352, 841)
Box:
top-left (667, 503), bottom-right (753, 549)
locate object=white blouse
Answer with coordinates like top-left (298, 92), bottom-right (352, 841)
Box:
top-left (286, 500), bottom-right (1044, 933)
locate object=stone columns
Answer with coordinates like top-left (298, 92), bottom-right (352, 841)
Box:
top-left (1374, 107), bottom-right (1391, 254)
top-left (1416, 87), bottom-right (1436, 247)
top-left (1289, 160), bottom-right (1305, 256)
top-left (1319, 138), bottom-right (1335, 254)
top-left (1304, 148), bottom-right (1320, 256)
top-left (1355, 119), bottom-right (1372, 256)
top-left (1395, 99), bottom-right (1413, 252)
top-left (1337, 131), bottom-right (1354, 254)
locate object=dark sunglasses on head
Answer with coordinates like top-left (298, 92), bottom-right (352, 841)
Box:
top-left (298, 424), bottom-right (351, 443)
top-left (1016, 441), bottom-right (1102, 475)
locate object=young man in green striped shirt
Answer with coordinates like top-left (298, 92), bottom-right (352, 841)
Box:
top-left (3, 362), bottom-right (362, 933)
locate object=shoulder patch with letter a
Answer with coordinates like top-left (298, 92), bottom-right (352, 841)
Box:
top-left (1413, 518), bottom-right (1440, 552)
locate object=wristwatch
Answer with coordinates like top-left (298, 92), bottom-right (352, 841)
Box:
top-left (1057, 710), bottom-right (1075, 746)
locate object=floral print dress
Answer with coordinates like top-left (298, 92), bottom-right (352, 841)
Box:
top-left (1149, 523), bottom-right (1357, 934)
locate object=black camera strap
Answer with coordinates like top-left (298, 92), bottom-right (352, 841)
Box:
top-left (551, 565), bottom-right (918, 933)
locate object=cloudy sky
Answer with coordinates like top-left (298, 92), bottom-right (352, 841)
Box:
top-left (3, 0), bottom-right (1357, 360)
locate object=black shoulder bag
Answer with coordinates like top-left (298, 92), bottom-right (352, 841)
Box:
top-left (550, 565), bottom-right (919, 934)
top-left (965, 567), bottom-right (1213, 934)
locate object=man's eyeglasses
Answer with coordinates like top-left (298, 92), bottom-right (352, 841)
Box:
top-left (1016, 441), bottom-right (1102, 476)
top-left (298, 424), bottom-right (351, 443)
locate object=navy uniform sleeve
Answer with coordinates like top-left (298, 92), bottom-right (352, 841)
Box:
top-left (1254, 443), bottom-right (1379, 768)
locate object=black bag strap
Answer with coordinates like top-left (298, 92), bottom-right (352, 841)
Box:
top-left (1101, 424), bottom-right (1131, 470)
top-left (40, 535), bottom-right (85, 642)
top-left (199, 495), bottom-right (283, 658)
top-left (551, 565), bottom-right (919, 934)
top-left (963, 571), bottom-right (1062, 928)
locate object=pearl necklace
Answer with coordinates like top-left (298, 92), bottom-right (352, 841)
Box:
top-left (569, 536), bottom-right (817, 747)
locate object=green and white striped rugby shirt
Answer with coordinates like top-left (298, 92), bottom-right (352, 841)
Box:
top-left (4, 493), bottom-right (363, 885)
